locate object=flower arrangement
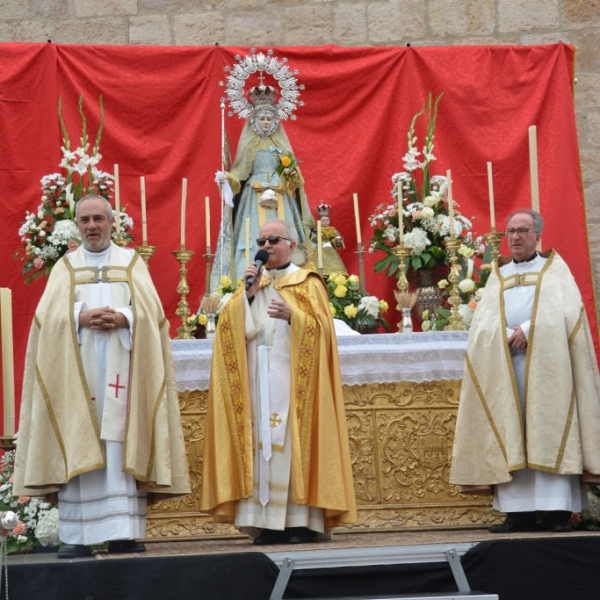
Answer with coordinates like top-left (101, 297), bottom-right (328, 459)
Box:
top-left (326, 273), bottom-right (390, 332)
top-left (0, 450), bottom-right (59, 553)
top-left (16, 95), bottom-right (133, 283)
top-left (369, 93), bottom-right (481, 277)
top-left (274, 150), bottom-right (301, 196)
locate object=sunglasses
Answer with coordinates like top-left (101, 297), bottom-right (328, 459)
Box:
top-left (256, 236), bottom-right (290, 247)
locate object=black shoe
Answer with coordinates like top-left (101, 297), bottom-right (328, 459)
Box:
top-left (489, 513), bottom-right (537, 533)
top-left (287, 527), bottom-right (317, 544)
top-left (107, 540), bottom-right (147, 553)
top-left (549, 510), bottom-right (572, 532)
top-left (252, 529), bottom-right (289, 546)
top-left (57, 544), bottom-right (93, 559)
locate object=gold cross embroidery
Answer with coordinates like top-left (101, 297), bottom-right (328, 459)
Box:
top-left (270, 412), bottom-right (282, 429)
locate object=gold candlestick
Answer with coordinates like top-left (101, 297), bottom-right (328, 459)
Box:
top-left (173, 247), bottom-right (195, 339)
top-left (392, 244), bottom-right (412, 331)
top-left (114, 236), bottom-right (129, 248)
top-left (135, 244), bottom-right (157, 266)
top-left (443, 238), bottom-right (467, 331)
top-left (203, 248), bottom-right (215, 297)
top-left (484, 230), bottom-right (504, 263)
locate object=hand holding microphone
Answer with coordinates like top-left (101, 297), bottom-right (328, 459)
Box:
top-left (245, 249), bottom-right (270, 292)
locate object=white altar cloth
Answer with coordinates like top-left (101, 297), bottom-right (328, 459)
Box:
top-left (171, 331), bottom-right (469, 392)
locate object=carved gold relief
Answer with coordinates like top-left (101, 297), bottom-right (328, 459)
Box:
top-left (144, 382), bottom-right (496, 540)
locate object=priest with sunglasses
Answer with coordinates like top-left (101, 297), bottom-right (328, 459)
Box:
top-left (201, 219), bottom-right (356, 545)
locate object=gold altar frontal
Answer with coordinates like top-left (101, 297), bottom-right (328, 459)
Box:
top-left (146, 378), bottom-right (499, 541)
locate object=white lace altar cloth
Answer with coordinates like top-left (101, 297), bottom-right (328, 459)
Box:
top-left (171, 331), bottom-right (469, 392)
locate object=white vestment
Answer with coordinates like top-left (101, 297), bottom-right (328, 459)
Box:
top-left (493, 254), bottom-right (586, 513)
top-left (234, 263), bottom-right (324, 535)
top-left (57, 246), bottom-right (146, 545)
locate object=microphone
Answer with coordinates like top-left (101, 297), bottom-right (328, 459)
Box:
top-left (245, 249), bottom-right (270, 290)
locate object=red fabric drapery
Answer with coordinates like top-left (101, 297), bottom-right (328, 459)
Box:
top-left (0, 43), bottom-right (595, 427)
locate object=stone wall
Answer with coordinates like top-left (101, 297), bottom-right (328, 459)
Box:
top-left (1, 0), bottom-right (599, 314)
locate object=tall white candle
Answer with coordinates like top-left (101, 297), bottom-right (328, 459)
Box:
top-left (397, 180), bottom-right (404, 244)
top-left (180, 178), bottom-right (187, 248)
top-left (447, 169), bottom-right (455, 239)
top-left (140, 176), bottom-right (148, 245)
top-left (317, 220), bottom-right (323, 270)
top-left (353, 193), bottom-right (362, 244)
top-left (205, 196), bottom-right (211, 248)
top-left (486, 162), bottom-right (496, 231)
top-left (114, 164), bottom-right (121, 238)
top-left (0, 288), bottom-right (15, 437)
top-left (245, 217), bottom-right (251, 267)
top-left (528, 125), bottom-right (540, 214)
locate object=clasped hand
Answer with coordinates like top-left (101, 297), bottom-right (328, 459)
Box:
top-left (507, 325), bottom-right (527, 350)
top-left (80, 307), bottom-right (128, 330)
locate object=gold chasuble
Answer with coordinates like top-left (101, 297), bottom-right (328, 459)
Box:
top-left (13, 243), bottom-right (190, 500)
top-left (450, 250), bottom-right (600, 490)
top-left (201, 269), bottom-right (357, 528)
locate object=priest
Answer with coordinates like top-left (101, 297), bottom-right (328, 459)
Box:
top-left (13, 195), bottom-right (190, 558)
top-left (450, 209), bottom-right (600, 532)
top-left (201, 219), bottom-right (356, 544)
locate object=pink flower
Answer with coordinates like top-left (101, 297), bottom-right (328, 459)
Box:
top-left (17, 495), bottom-right (31, 505)
top-left (13, 521), bottom-right (26, 535)
top-left (468, 299), bottom-right (478, 310)
top-left (33, 257), bottom-right (44, 269)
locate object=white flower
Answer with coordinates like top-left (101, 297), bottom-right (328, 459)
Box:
top-left (404, 227), bottom-right (430, 256)
top-left (402, 147), bottom-right (421, 172)
top-left (458, 278), bottom-right (476, 294)
top-left (48, 220), bottom-right (79, 246)
top-left (34, 506), bottom-right (60, 547)
top-left (475, 287), bottom-right (485, 300)
top-left (421, 207), bottom-right (435, 220)
top-left (384, 225), bottom-right (397, 243)
top-left (358, 296), bottom-right (380, 319)
top-left (458, 303), bottom-right (475, 328)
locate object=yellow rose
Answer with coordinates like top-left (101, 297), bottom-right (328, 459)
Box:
top-left (334, 274), bottom-right (347, 286)
top-left (334, 285), bottom-right (348, 298)
top-left (199, 314), bottom-right (208, 326)
top-left (422, 320), bottom-right (432, 332)
top-left (348, 274), bottom-right (359, 285)
top-left (344, 304), bottom-right (358, 318)
top-left (187, 316), bottom-right (196, 324)
top-left (328, 272), bottom-right (338, 281)
top-left (329, 302), bottom-right (337, 317)
top-left (422, 309), bottom-right (430, 320)
top-left (438, 279), bottom-right (449, 290)
top-left (219, 275), bottom-right (232, 288)
top-left (378, 300), bottom-right (389, 313)
top-left (458, 245), bottom-right (474, 258)
top-left (281, 155), bottom-right (292, 167)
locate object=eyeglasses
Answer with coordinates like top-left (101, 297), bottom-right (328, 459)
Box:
top-left (256, 235), bottom-right (290, 247)
top-left (505, 228), bottom-right (535, 236)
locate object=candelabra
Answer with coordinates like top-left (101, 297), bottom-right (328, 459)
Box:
top-left (172, 247), bottom-right (195, 339)
top-left (442, 239), bottom-right (467, 331)
top-left (135, 244), bottom-right (157, 266)
top-left (484, 230), bottom-right (504, 263)
top-left (114, 235), bottom-right (129, 248)
top-left (392, 244), bottom-right (412, 331)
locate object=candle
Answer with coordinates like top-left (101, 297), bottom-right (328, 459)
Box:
top-left (0, 288), bottom-right (15, 437)
top-left (205, 196), bottom-right (211, 248)
top-left (180, 178), bottom-right (187, 248)
top-left (317, 220), bottom-right (323, 270)
top-left (140, 176), bottom-right (148, 245)
top-left (528, 125), bottom-right (540, 214)
top-left (245, 217), bottom-right (251, 267)
top-left (114, 164), bottom-right (121, 238)
top-left (447, 169), bottom-right (455, 238)
top-left (487, 162), bottom-right (496, 231)
top-left (397, 180), bottom-right (404, 244)
top-left (353, 193), bottom-right (362, 244)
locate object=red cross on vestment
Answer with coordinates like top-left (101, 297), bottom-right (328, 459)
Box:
top-left (108, 374), bottom-right (126, 398)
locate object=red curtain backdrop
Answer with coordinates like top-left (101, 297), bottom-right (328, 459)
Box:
top-left (0, 43), bottom-right (596, 427)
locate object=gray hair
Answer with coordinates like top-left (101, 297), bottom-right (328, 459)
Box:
top-left (506, 209), bottom-right (544, 234)
top-left (263, 219), bottom-right (299, 242)
top-left (75, 194), bottom-right (114, 223)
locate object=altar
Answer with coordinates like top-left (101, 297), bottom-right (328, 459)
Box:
top-left (145, 332), bottom-right (499, 541)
